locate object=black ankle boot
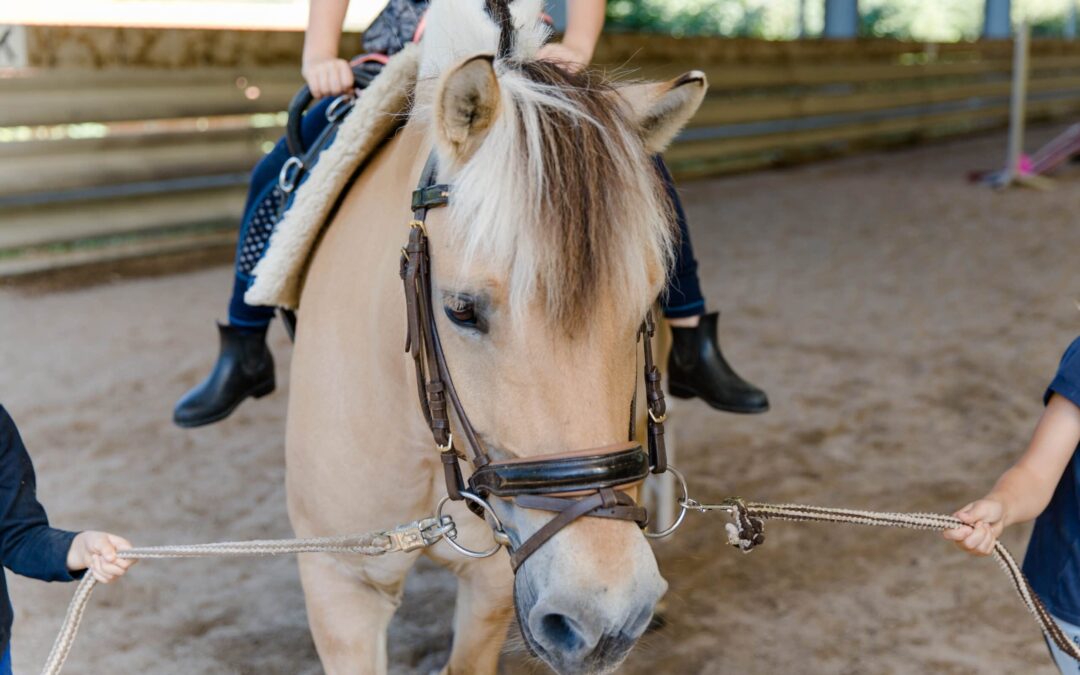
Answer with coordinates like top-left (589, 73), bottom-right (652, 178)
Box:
top-left (173, 323), bottom-right (275, 428)
top-left (667, 312), bottom-right (769, 414)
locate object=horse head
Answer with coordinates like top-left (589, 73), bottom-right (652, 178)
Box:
top-left (415, 2), bottom-right (707, 670)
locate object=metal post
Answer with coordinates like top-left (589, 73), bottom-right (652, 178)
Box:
top-left (823, 0), bottom-right (858, 39)
top-left (797, 0), bottom-right (806, 39)
top-left (997, 21), bottom-right (1050, 189)
top-left (983, 0), bottom-right (1012, 39)
top-left (1066, 0), bottom-right (1077, 40)
top-left (1005, 22), bottom-right (1029, 182)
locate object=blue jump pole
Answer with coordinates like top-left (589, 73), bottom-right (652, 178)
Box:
top-left (823, 0), bottom-right (858, 39)
top-left (984, 0), bottom-right (1012, 39)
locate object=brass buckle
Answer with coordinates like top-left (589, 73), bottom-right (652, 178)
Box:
top-left (436, 431), bottom-right (454, 453)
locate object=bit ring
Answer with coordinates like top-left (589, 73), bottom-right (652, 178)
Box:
top-left (436, 491), bottom-right (506, 558)
top-left (644, 465), bottom-right (689, 539)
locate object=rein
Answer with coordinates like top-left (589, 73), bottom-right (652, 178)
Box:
top-left (400, 153), bottom-right (669, 571)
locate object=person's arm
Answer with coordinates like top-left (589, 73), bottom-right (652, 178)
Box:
top-left (943, 393), bottom-right (1080, 555)
top-left (0, 407), bottom-right (133, 584)
top-left (302, 0), bottom-right (354, 97)
top-left (536, 0), bottom-right (606, 71)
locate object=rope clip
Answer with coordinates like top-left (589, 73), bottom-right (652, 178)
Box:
top-left (387, 517), bottom-right (455, 553)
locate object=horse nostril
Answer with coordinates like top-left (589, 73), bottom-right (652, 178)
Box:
top-left (538, 613), bottom-right (587, 654)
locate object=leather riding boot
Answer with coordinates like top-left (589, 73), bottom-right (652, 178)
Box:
top-left (667, 312), bottom-right (769, 414)
top-left (173, 323), bottom-right (275, 428)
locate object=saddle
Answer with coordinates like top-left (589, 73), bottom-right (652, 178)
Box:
top-left (245, 43), bottom-right (421, 310)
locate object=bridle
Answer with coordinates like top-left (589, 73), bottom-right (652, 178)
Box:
top-left (400, 153), bottom-right (674, 571)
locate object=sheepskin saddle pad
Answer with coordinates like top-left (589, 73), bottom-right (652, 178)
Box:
top-left (245, 42), bottom-right (419, 309)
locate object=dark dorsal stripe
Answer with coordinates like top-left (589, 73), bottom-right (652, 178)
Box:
top-left (484, 0), bottom-right (515, 60)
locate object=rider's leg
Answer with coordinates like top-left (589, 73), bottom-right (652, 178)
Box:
top-left (656, 157), bottom-right (769, 414)
top-left (174, 99), bottom-right (334, 428)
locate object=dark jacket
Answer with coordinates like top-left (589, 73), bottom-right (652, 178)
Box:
top-left (0, 406), bottom-right (80, 654)
top-left (361, 0), bottom-right (429, 55)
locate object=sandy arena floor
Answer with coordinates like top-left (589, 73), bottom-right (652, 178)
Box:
top-left (2, 125), bottom-right (1079, 674)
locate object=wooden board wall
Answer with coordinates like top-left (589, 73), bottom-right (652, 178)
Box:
top-left (3, 29), bottom-right (1080, 276)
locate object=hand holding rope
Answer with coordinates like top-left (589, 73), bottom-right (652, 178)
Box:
top-left (647, 479), bottom-right (1080, 663)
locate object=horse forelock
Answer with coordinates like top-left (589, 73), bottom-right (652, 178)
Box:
top-left (445, 61), bottom-right (677, 332)
top-left (415, 0), bottom-right (674, 331)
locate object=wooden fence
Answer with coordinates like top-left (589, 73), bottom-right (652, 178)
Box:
top-left (2, 28), bottom-right (1080, 277)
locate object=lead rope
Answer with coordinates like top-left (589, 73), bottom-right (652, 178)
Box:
top-left (40, 500), bottom-right (1080, 671)
top-left (690, 498), bottom-right (1080, 661)
top-left (40, 519), bottom-right (454, 675)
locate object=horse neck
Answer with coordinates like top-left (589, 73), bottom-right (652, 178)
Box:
top-left (291, 119), bottom-right (436, 452)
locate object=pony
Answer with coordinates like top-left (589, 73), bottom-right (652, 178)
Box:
top-left (284, 0), bottom-right (706, 671)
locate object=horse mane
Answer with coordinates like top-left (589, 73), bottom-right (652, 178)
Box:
top-left (419, 0), bottom-right (677, 330)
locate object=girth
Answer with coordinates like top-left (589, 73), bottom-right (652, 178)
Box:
top-left (400, 152), bottom-right (669, 572)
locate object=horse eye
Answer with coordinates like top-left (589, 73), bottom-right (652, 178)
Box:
top-left (444, 296), bottom-right (484, 331)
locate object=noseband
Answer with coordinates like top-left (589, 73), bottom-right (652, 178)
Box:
top-left (400, 154), bottom-right (669, 572)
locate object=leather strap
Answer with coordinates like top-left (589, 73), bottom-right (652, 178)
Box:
top-left (411, 185), bottom-right (450, 210)
top-left (641, 312), bottom-right (668, 473)
top-left (509, 489), bottom-right (644, 571)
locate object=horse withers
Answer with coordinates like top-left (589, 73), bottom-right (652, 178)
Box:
top-left (284, 1), bottom-right (707, 672)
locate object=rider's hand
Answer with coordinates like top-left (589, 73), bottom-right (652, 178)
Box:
top-left (67, 531), bottom-right (136, 583)
top-left (302, 57), bottom-right (355, 98)
top-left (942, 498), bottom-right (1007, 556)
top-left (536, 42), bottom-right (590, 73)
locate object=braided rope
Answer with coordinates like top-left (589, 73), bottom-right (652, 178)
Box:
top-left (713, 499), bottom-right (1080, 662)
top-left (40, 529), bottom-right (427, 675)
top-left (42, 496), bottom-right (1077, 673)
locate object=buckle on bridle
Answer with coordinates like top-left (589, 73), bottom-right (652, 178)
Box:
top-left (435, 431), bottom-right (453, 453)
top-left (387, 516), bottom-right (456, 552)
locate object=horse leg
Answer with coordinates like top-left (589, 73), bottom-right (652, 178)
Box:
top-left (298, 553), bottom-right (406, 675)
top-left (442, 555), bottom-right (515, 675)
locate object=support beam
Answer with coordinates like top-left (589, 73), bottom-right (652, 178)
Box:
top-left (823, 0), bottom-right (858, 39)
top-left (0, 25), bottom-right (27, 69)
top-left (983, 0), bottom-right (1011, 40)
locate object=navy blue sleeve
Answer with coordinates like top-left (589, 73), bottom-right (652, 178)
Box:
top-left (0, 406), bottom-right (79, 582)
top-left (1045, 336), bottom-right (1080, 408)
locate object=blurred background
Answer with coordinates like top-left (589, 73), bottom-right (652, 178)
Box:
top-left (2, 2), bottom-right (1080, 673)
top-left (0, 0), bottom-right (1078, 275)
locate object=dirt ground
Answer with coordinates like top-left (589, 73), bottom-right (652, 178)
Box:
top-left (2, 124), bottom-right (1079, 674)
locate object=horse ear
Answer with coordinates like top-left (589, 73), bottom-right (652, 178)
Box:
top-left (434, 55), bottom-right (502, 164)
top-left (619, 71), bottom-right (707, 154)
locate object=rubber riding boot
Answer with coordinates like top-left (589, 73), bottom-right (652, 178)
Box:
top-left (173, 323), bottom-right (275, 428)
top-left (667, 312), bottom-right (769, 414)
